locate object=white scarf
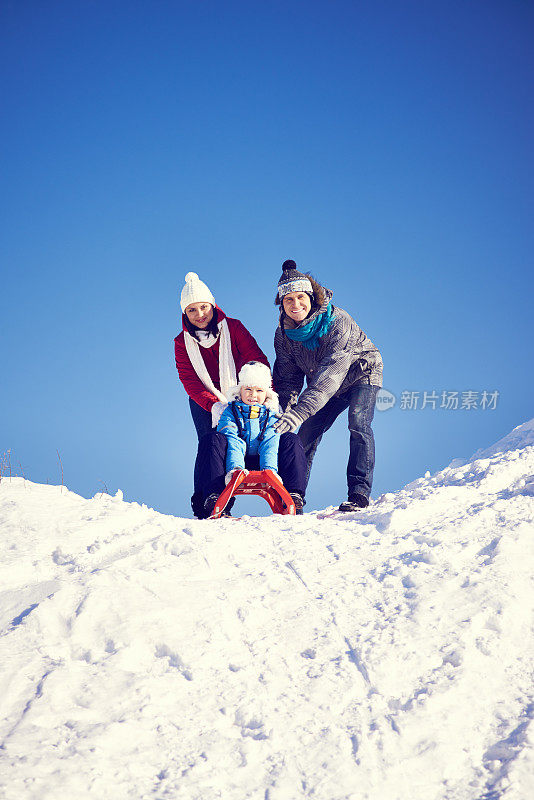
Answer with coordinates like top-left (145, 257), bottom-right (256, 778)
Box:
top-left (184, 318), bottom-right (237, 403)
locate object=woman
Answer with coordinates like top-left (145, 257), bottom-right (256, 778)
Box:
top-left (272, 260), bottom-right (383, 511)
top-left (174, 271), bottom-right (269, 517)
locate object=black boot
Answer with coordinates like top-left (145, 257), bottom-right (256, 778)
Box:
top-left (204, 493), bottom-right (219, 518)
top-left (290, 492), bottom-right (305, 515)
top-left (339, 493), bottom-right (369, 512)
top-left (204, 494), bottom-right (234, 519)
top-left (191, 491), bottom-right (207, 519)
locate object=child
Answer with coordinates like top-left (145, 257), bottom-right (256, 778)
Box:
top-left (196, 361), bottom-right (307, 517)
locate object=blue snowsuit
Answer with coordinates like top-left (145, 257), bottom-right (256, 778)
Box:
top-left (217, 400), bottom-right (279, 473)
top-left (194, 400), bottom-right (308, 515)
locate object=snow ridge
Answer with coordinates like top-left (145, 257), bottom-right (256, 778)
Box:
top-left (1, 422), bottom-right (533, 800)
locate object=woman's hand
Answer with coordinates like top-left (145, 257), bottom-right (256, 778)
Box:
top-left (211, 401), bottom-right (228, 427)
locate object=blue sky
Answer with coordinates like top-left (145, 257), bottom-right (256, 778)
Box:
top-left (2, 0), bottom-right (533, 516)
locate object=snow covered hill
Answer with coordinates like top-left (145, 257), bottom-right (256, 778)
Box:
top-left (1, 423), bottom-right (533, 800)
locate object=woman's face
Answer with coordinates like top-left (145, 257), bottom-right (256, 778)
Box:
top-left (185, 302), bottom-right (214, 329)
top-left (282, 291), bottom-right (312, 322)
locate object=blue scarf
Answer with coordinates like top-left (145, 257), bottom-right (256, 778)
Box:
top-left (285, 302), bottom-right (334, 350)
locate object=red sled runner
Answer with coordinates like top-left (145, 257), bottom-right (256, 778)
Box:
top-left (209, 469), bottom-right (296, 519)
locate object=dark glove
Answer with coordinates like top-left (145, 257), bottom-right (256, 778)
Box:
top-left (274, 408), bottom-right (303, 435)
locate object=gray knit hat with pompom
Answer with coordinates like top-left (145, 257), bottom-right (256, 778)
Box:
top-left (277, 260), bottom-right (313, 300)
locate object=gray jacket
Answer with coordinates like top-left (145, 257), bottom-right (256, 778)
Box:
top-left (273, 288), bottom-right (383, 422)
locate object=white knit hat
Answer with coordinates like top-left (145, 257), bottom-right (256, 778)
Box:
top-left (237, 361), bottom-right (273, 390)
top-left (180, 272), bottom-right (216, 313)
top-left (228, 361), bottom-right (280, 412)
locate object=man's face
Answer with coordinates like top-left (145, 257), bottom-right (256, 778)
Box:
top-left (282, 292), bottom-right (312, 322)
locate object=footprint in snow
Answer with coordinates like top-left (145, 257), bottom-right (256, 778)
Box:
top-left (234, 706), bottom-right (271, 740)
top-left (52, 546), bottom-right (75, 566)
top-left (155, 644), bottom-right (193, 681)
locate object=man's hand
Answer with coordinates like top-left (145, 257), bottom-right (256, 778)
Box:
top-left (274, 408), bottom-right (303, 435)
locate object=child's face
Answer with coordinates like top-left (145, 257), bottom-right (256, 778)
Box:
top-left (240, 385), bottom-right (267, 405)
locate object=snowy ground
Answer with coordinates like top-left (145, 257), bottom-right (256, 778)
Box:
top-left (1, 422), bottom-right (533, 800)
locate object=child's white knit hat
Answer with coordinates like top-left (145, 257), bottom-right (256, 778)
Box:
top-left (238, 361), bottom-right (273, 390)
top-left (229, 361), bottom-right (280, 412)
top-left (180, 272), bottom-right (216, 313)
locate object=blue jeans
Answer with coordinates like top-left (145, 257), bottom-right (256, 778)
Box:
top-left (298, 382), bottom-right (378, 500)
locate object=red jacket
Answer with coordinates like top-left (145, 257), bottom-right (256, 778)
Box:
top-left (174, 308), bottom-right (270, 411)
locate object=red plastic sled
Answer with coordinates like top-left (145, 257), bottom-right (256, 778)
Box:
top-left (209, 469), bottom-right (296, 519)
